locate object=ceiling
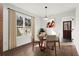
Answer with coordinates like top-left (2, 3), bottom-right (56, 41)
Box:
top-left (12, 3), bottom-right (79, 17)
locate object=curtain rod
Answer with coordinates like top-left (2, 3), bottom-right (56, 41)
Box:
top-left (8, 8), bottom-right (33, 17)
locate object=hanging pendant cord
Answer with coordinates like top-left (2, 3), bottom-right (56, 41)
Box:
top-left (45, 6), bottom-right (47, 18)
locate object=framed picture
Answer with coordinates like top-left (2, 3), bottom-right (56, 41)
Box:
top-left (17, 16), bottom-right (23, 27)
top-left (28, 19), bottom-right (31, 26)
top-left (17, 27), bottom-right (24, 36)
top-left (25, 26), bottom-right (31, 34)
top-left (25, 18), bottom-right (31, 26)
top-left (47, 20), bottom-right (55, 28)
top-left (16, 12), bottom-right (31, 35)
top-left (25, 18), bottom-right (28, 26)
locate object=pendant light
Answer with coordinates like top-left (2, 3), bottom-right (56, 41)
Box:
top-left (44, 6), bottom-right (48, 20)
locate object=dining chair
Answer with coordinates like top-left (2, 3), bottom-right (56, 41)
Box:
top-left (46, 35), bottom-right (60, 55)
top-left (32, 36), bottom-right (40, 51)
top-left (37, 33), bottom-right (47, 51)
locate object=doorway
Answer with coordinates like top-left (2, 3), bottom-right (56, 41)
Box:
top-left (63, 21), bottom-right (72, 42)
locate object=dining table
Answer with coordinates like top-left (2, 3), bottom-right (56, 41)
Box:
top-left (38, 28), bottom-right (60, 55)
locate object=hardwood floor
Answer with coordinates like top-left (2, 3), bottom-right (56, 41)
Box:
top-left (3, 42), bottom-right (78, 56)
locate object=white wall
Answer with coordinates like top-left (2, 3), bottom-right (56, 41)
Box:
top-left (3, 4), bottom-right (35, 51)
top-left (73, 6), bottom-right (79, 55)
top-left (34, 17), bottom-right (43, 41)
top-left (3, 4), bottom-right (9, 51)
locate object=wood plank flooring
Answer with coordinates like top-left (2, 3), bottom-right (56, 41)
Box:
top-left (3, 42), bottom-right (78, 56)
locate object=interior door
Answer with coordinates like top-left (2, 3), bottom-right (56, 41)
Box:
top-left (0, 4), bottom-right (3, 55)
top-left (63, 21), bottom-right (72, 41)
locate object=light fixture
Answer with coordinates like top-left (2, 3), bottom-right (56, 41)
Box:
top-left (44, 6), bottom-right (48, 20)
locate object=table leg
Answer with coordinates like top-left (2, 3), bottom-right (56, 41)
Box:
top-left (58, 37), bottom-right (60, 49)
top-left (59, 41), bottom-right (60, 49)
top-left (32, 42), bottom-right (34, 51)
top-left (54, 42), bottom-right (57, 56)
